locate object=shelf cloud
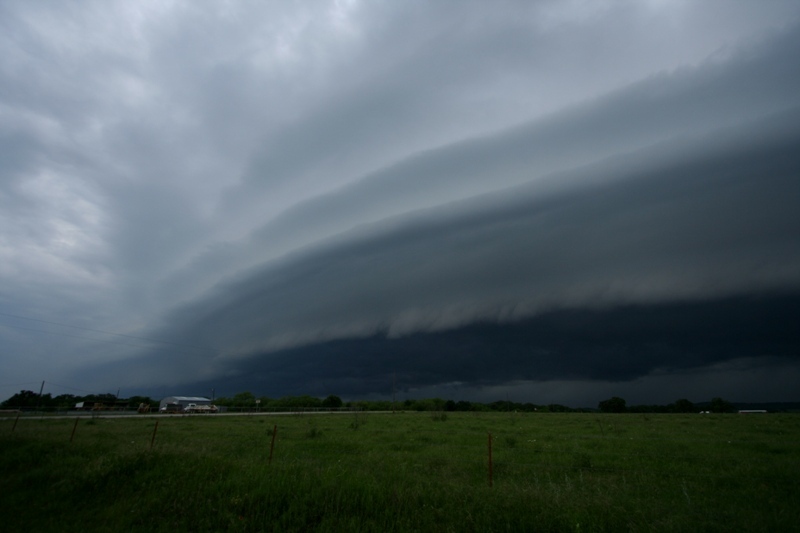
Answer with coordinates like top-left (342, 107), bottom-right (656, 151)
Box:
top-left (2, 1), bottom-right (799, 405)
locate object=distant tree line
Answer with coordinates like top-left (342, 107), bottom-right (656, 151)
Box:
top-left (0, 389), bottom-right (740, 414)
top-left (597, 396), bottom-right (737, 414)
top-left (0, 390), bottom-right (157, 411)
top-left (212, 393), bottom-right (740, 414)
top-left (211, 393), bottom-right (581, 413)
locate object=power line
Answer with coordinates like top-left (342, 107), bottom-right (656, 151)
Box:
top-left (46, 381), bottom-right (107, 395)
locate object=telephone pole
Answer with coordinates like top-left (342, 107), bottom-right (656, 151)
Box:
top-left (36, 380), bottom-right (45, 412)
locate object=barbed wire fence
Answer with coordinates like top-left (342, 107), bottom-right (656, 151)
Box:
top-left (3, 411), bottom-right (799, 492)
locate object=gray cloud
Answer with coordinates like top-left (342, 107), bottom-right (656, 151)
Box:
top-left (2, 1), bottom-right (800, 404)
top-left (120, 106), bottom-right (800, 393)
top-left (99, 293), bottom-right (800, 403)
top-left (158, 22), bottom-right (800, 304)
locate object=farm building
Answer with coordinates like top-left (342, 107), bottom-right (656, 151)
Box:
top-left (159, 396), bottom-right (213, 412)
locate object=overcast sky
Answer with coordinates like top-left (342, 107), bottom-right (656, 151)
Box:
top-left (2, 1), bottom-right (799, 407)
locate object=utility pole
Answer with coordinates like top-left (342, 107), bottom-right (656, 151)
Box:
top-left (36, 380), bottom-right (45, 413)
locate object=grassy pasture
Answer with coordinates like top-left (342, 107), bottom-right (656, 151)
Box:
top-left (1, 411), bottom-right (798, 532)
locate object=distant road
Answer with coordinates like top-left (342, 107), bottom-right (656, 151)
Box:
top-left (1, 410), bottom-right (386, 420)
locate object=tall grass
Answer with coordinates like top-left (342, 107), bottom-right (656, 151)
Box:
top-left (2, 412), bottom-right (798, 531)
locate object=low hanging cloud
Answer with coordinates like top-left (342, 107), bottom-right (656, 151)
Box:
top-left (3, 1), bottom-right (800, 404)
top-left (116, 104), bottom-right (800, 395)
top-left (192, 295), bottom-right (800, 401)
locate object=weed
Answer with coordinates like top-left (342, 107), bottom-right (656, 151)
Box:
top-left (2, 413), bottom-right (799, 532)
top-left (349, 411), bottom-right (366, 430)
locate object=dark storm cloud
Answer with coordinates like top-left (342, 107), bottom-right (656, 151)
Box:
top-left (186, 293), bottom-right (800, 398)
top-left (120, 106), bottom-right (800, 393)
top-left (181, 22), bottom-right (800, 284)
top-left (5, 1), bottom-right (800, 404)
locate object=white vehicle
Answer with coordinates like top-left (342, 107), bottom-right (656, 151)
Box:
top-left (183, 403), bottom-right (218, 414)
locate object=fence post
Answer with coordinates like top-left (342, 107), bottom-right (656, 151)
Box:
top-left (11, 412), bottom-right (20, 433)
top-left (70, 417), bottom-right (79, 443)
top-left (150, 420), bottom-right (159, 451)
top-left (269, 425), bottom-right (277, 465)
top-left (488, 432), bottom-right (493, 487)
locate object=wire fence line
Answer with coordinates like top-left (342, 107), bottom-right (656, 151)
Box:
top-left (5, 412), bottom-right (798, 489)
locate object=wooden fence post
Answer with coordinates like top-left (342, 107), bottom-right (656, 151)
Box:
top-left (11, 412), bottom-right (20, 433)
top-left (70, 417), bottom-right (79, 443)
top-left (150, 420), bottom-right (159, 451)
top-left (269, 425), bottom-right (277, 465)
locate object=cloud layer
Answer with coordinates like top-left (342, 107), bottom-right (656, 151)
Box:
top-left (2, 1), bottom-right (799, 404)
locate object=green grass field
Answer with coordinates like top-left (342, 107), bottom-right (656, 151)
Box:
top-left (2, 411), bottom-right (798, 532)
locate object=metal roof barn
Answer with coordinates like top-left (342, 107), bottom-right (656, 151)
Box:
top-left (159, 396), bottom-right (212, 411)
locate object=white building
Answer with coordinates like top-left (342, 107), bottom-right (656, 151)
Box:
top-left (159, 396), bottom-right (212, 412)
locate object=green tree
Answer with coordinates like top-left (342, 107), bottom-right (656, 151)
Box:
top-left (489, 400), bottom-right (515, 412)
top-left (598, 396), bottom-right (627, 413)
top-left (213, 396), bottom-right (231, 406)
top-left (128, 395), bottom-right (155, 409)
top-left (271, 395), bottom-right (323, 410)
top-left (454, 400), bottom-right (473, 411)
top-left (672, 398), bottom-right (696, 413)
top-left (232, 391), bottom-right (256, 406)
top-left (405, 398), bottom-right (445, 411)
top-left (52, 394), bottom-right (78, 408)
top-left (710, 397), bottom-right (735, 413)
top-left (1, 390), bottom-right (39, 408)
top-left (322, 395), bottom-right (343, 408)
top-left (368, 400), bottom-right (392, 411)
top-left (257, 396), bottom-right (272, 408)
